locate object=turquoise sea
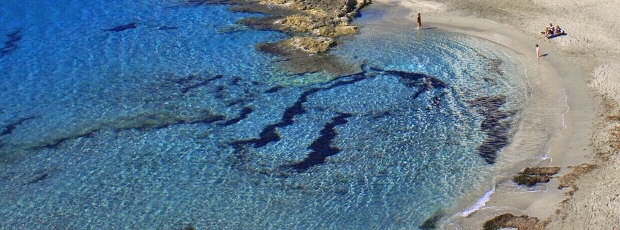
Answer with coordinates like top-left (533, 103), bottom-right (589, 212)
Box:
top-left (0, 0), bottom-right (531, 229)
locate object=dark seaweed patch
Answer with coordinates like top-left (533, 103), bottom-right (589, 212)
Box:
top-left (419, 210), bottom-right (443, 230)
top-left (119, 110), bottom-right (226, 131)
top-left (34, 129), bottom-right (98, 150)
top-left (265, 85), bottom-right (284, 93)
top-left (230, 63), bottom-right (449, 170)
top-left (158, 26), bottom-right (179, 30)
top-left (468, 95), bottom-right (516, 164)
top-left (0, 116), bottom-right (36, 137)
top-left (226, 99), bottom-right (245, 107)
top-left (171, 74), bottom-right (224, 94)
top-left (230, 76), bottom-right (243, 86)
top-left (220, 106), bottom-right (255, 126)
top-left (371, 110), bottom-right (394, 119)
top-left (1, 29), bottom-right (22, 57)
top-left (229, 73), bottom-right (364, 153)
top-left (29, 110), bottom-right (225, 150)
top-left (104, 22), bottom-right (137, 32)
top-left (284, 113), bottom-right (352, 172)
top-left (25, 171), bottom-right (49, 185)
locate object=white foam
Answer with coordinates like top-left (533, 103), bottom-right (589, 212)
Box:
top-left (460, 186), bottom-right (495, 217)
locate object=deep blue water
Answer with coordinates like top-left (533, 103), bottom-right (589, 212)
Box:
top-left (0, 1), bottom-right (527, 229)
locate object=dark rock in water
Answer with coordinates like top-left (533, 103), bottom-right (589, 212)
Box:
top-left (513, 166), bottom-right (560, 187)
top-left (483, 213), bottom-right (546, 230)
top-left (284, 113), bottom-right (352, 172)
top-left (104, 22), bottom-right (137, 32)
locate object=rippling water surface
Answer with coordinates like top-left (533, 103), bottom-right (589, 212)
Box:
top-left (0, 1), bottom-right (529, 229)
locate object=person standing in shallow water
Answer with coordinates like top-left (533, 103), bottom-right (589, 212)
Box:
top-left (417, 13), bottom-right (422, 30)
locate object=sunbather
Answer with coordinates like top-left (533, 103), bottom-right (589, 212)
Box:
top-left (554, 25), bottom-right (565, 36)
top-left (548, 23), bottom-right (554, 32)
top-left (545, 27), bottom-right (552, 37)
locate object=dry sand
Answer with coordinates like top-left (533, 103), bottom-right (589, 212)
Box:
top-left (368, 0), bottom-right (620, 228)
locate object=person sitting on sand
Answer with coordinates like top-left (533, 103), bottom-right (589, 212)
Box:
top-left (554, 25), bottom-right (565, 36)
top-left (544, 27), bottom-right (552, 37)
top-left (548, 23), bottom-right (554, 32)
top-left (544, 23), bottom-right (555, 38)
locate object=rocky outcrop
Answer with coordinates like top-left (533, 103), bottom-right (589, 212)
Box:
top-left (228, 0), bottom-right (371, 54)
top-left (523, 166), bottom-right (561, 175)
top-left (513, 166), bottom-right (560, 187)
top-left (202, 0), bottom-right (372, 76)
top-left (483, 213), bottom-right (548, 230)
top-left (285, 36), bottom-right (335, 53)
top-left (557, 163), bottom-right (597, 190)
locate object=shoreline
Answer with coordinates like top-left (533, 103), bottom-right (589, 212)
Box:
top-left (366, 0), bottom-right (603, 228)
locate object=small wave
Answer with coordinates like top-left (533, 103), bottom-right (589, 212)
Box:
top-left (460, 186), bottom-right (495, 217)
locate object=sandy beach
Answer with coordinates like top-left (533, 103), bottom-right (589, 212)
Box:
top-left (367, 0), bottom-right (620, 228)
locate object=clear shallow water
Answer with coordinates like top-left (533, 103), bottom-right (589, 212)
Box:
top-left (1, 1), bottom-right (527, 229)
